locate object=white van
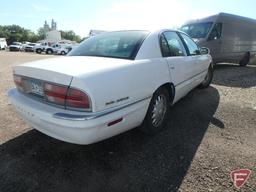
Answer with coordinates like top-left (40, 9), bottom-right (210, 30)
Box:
top-left (0, 38), bottom-right (7, 50)
top-left (181, 13), bottom-right (256, 66)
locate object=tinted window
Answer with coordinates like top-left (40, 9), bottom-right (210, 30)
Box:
top-left (163, 32), bottom-right (185, 56)
top-left (180, 22), bottom-right (213, 38)
top-left (69, 31), bottom-right (149, 60)
top-left (181, 33), bottom-right (200, 55)
top-left (159, 35), bottom-right (170, 57)
top-left (208, 23), bottom-right (222, 41)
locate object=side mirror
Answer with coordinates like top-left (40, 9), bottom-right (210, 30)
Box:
top-left (200, 47), bottom-right (210, 55)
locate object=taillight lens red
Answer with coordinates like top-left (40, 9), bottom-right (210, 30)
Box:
top-left (44, 83), bottom-right (68, 105)
top-left (44, 82), bottom-right (91, 110)
top-left (66, 88), bottom-right (90, 109)
top-left (14, 75), bottom-right (24, 92)
top-left (13, 75), bottom-right (91, 111)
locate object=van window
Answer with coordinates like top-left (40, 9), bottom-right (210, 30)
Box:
top-left (208, 23), bottom-right (222, 41)
top-left (180, 33), bottom-right (200, 55)
top-left (180, 22), bottom-right (213, 39)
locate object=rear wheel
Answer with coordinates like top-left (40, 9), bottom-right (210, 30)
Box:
top-left (61, 51), bottom-right (65, 55)
top-left (199, 63), bottom-right (213, 89)
top-left (36, 49), bottom-right (42, 54)
top-left (140, 88), bottom-right (170, 135)
top-left (239, 52), bottom-right (250, 67)
top-left (46, 49), bottom-right (53, 54)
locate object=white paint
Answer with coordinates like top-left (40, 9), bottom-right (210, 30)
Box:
top-left (9, 29), bottom-right (212, 144)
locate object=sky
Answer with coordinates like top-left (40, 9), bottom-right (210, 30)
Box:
top-left (0, 0), bottom-right (256, 37)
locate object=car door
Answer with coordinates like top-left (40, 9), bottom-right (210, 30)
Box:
top-left (180, 32), bottom-right (210, 81)
top-left (160, 31), bottom-right (199, 103)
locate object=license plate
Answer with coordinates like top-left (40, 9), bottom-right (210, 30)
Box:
top-left (28, 80), bottom-right (44, 96)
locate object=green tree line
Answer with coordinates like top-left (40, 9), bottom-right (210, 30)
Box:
top-left (0, 25), bottom-right (81, 45)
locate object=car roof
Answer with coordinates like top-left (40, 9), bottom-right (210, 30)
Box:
top-left (98, 29), bottom-right (185, 36)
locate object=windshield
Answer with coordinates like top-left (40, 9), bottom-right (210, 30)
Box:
top-left (68, 31), bottom-right (149, 60)
top-left (12, 42), bottom-right (20, 45)
top-left (180, 22), bottom-right (213, 38)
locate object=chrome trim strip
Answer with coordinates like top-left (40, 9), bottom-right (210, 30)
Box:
top-left (53, 96), bottom-right (152, 121)
top-left (175, 69), bottom-right (208, 87)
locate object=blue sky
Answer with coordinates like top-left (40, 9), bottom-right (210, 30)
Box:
top-left (0, 0), bottom-right (255, 37)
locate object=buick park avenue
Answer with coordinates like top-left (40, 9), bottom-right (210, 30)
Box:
top-left (8, 30), bottom-right (213, 144)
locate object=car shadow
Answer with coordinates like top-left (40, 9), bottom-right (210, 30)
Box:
top-left (213, 63), bottom-right (256, 88)
top-left (0, 86), bottom-right (220, 192)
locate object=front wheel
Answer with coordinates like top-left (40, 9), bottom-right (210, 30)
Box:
top-left (199, 64), bottom-right (213, 89)
top-left (139, 88), bottom-right (170, 135)
top-left (46, 49), bottom-right (53, 54)
top-left (239, 52), bottom-right (250, 67)
top-left (36, 49), bottom-right (42, 54)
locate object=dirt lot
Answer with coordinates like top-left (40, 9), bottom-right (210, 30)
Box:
top-left (0, 51), bottom-right (255, 192)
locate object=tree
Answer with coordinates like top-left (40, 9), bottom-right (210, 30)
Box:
top-left (0, 24), bottom-right (83, 44)
top-left (37, 27), bottom-right (46, 40)
top-left (60, 30), bottom-right (81, 42)
top-left (0, 25), bottom-right (39, 44)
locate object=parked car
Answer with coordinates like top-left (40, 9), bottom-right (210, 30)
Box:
top-left (34, 42), bottom-right (49, 54)
top-left (20, 42), bottom-right (31, 51)
top-left (8, 30), bottom-right (213, 144)
top-left (180, 12), bottom-right (256, 66)
top-left (24, 43), bottom-right (37, 52)
top-left (9, 42), bottom-right (22, 51)
top-left (34, 42), bottom-right (65, 54)
top-left (0, 38), bottom-right (7, 50)
top-left (57, 45), bottom-right (77, 55)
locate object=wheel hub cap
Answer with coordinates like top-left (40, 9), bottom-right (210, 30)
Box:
top-left (151, 95), bottom-right (167, 127)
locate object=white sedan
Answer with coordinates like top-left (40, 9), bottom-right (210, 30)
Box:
top-left (8, 30), bottom-right (213, 144)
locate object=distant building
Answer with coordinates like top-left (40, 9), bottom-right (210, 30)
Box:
top-left (45, 30), bottom-right (61, 42)
top-left (41, 19), bottom-right (61, 43)
top-left (51, 19), bottom-right (57, 30)
top-left (43, 21), bottom-right (50, 32)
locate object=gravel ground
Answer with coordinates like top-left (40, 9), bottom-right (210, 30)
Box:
top-left (0, 51), bottom-right (255, 192)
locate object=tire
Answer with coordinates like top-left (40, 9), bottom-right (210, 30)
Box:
top-left (199, 63), bottom-right (214, 89)
top-left (239, 52), bottom-right (250, 67)
top-left (46, 49), bottom-right (53, 54)
top-left (61, 51), bottom-right (65, 55)
top-left (36, 49), bottom-right (42, 54)
top-left (139, 88), bottom-right (170, 135)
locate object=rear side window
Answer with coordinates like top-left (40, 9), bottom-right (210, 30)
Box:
top-left (208, 23), bottom-right (222, 41)
top-left (180, 33), bottom-right (200, 55)
top-left (159, 35), bottom-right (170, 57)
top-left (164, 32), bottom-right (186, 56)
top-left (160, 31), bottom-right (186, 57)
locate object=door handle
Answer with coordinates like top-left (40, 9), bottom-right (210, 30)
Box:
top-left (170, 66), bottom-right (175, 70)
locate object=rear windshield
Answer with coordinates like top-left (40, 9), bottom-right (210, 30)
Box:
top-left (180, 22), bottom-right (213, 38)
top-left (68, 31), bottom-right (149, 60)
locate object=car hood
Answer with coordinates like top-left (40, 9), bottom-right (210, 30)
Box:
top-left (10, 45), bottom-right (21, 48)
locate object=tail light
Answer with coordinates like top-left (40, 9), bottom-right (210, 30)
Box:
top-left (44, 83), bottom-right (68, 106)
top-left (44, 82), bottom-right (91, 111)
top-left (14, 75), bottom-right (24, 92)
top-left (14, 75), bottom-right (91, 111)
top-left (66, 88), bottom-right (90, 109)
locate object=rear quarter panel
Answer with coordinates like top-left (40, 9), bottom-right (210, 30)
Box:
top-left (71, 58), bottom-right (170, 112)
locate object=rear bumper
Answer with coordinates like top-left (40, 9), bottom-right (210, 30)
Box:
top-left (8, 89), bottom-right (150, 144)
